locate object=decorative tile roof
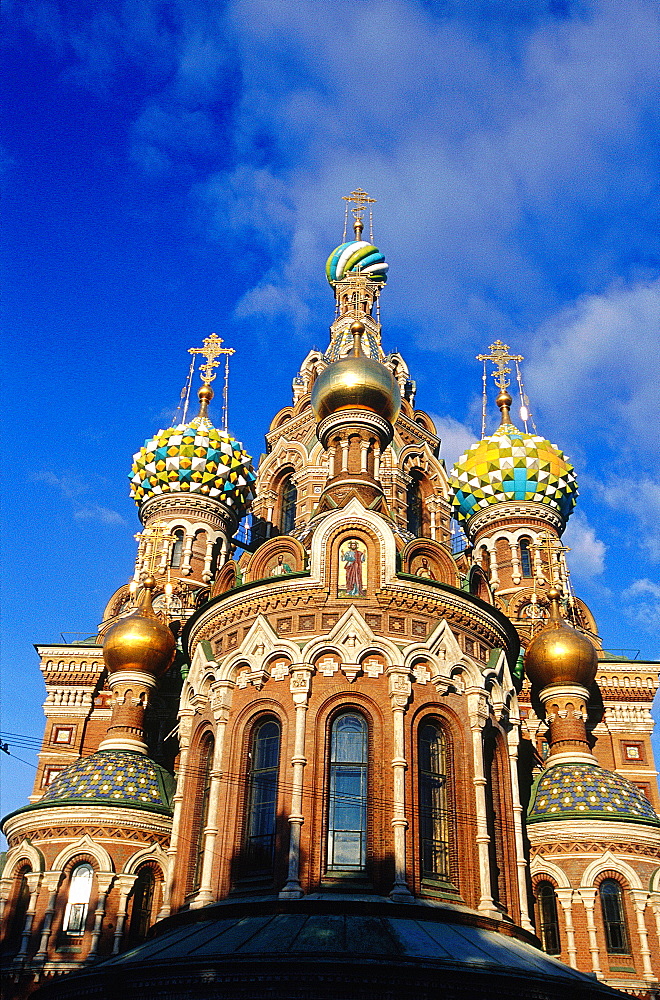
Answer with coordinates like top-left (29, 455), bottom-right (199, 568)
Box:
top-left (39, 750), bottom-right (174, 815)
top-left (130, 415), bottom-right (255, 511)
top-left (528, 761), bottom-right (659, 827)
top-left (448, 425), bottom-right (577, 525)
top-left (326, 241), bottom-right (388, 285)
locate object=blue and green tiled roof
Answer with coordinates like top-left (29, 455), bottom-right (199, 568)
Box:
top-left (449, 425), bottom-right (578, 525)
top-left (130, 415), bottom-right (255, 511)
top-left (38, 750), bottom-right (175, 815)
top-left (528, 761), bottom-right (659, 827)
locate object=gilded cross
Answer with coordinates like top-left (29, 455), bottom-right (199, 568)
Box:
top-left (188, 333), bottom-right (235, 386)
top-left (476, 340), bottom-right (523, 391)
top-left (342, 188), bottom-right (377, 239)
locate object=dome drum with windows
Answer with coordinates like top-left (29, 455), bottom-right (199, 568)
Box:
top-left (129, 387), bottom-right (255, 514)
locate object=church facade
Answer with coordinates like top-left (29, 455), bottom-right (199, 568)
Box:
top-left (2, 194), bottom-right (659, 999)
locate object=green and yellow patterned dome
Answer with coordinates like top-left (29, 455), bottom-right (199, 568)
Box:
top-left (130, 388), bottom-right (255, 513)
top-left (528, 761), bottom-right (659, 827)
top-left (449, 404), bottom-right (577, 527)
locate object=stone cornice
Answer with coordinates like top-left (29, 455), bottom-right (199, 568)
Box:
top-left (3, 804), bottom-right (172, 845)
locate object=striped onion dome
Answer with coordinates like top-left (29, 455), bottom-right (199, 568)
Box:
top-left (326, 241), bottom-right (388, 285)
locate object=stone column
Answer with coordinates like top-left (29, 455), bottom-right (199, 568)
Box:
top-left (181, 532), bottom-right (194, 575)
top-left (506, 725), bottom-right (533, 932)
top-left (158, 710), bottom-right (194, 919)
top-left (467, 691), bottom-right (496, 916)
top-left (339, 439), bottom-right (349, 472)
top-left (630, 890), bottom-right (657, 983)
top-left (280, 664), bottom-right (314, 899)
top-left (578, 888), bottom-right (603, 978)
top-left (111, 875), bottom-right (136, 955)
top-left (373, 443), bottom-right (381, 479)
top-left (86, 873), bottom-right (114, 962)
top-left (193, 682), bottom-right (234, 906)
top-left (12, 872), bottom-right (42, 965)
top-left (510, 539), bottom-right (521, 585)
top-left (34, 875), bottom-right (61, 964)
top-left (202, 537), bottom-right (215, 583)
top-left (327, 446), bottom-right (336, 479)
top-left (387, 666), bottom-right (414, 902)
top-left (555, 888), bottom-right (578, 968)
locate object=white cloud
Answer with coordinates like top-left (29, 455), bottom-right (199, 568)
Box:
top-left (430, 415), bottom-right (477, 468)
top-left (597, 476), bottom-right (660, 562)
top-left (74, 505), bottom-right (126, 526)
top-left (621, 577), bottom-right (660, 631)
top-left (563, 510), bottom-right (606, 579)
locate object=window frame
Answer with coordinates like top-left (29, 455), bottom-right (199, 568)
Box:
top-left (243, 717), bottom-right (282, 875)
top-left (326, 711), bottom-right (369, 874)
top-left (418, 720), bottom-right (450, 882)
top-left (62, 862), bottom-right (94, 936)
top-left (535, 880), bottom-right (561, 955)
top-left (599, 878), bottom-right (629, 955)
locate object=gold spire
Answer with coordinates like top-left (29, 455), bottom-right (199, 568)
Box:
top-left (188, 333), bottom-right (235, 429)
top-left (342, 188), bottom-right (376, 240)
top-left (477, 340), bottom-right (523, 427)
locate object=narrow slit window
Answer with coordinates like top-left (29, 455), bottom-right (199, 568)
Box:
top-left (519, 538), bottom-right (533, 577)
top-left (600, 879), bottom-right (629, 954)
top-left (281, 475), bottom-right (297, 535)
top-left (171, 529), bottom-right (185, 568)
top-left (327, 713), bottom-right (368, 871)
top-left (536, 881), bottom-right (561, 954)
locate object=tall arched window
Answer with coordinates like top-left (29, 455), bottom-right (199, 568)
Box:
top-left (244, 719), bottom-right (281, 873)
top-left (126, 868), bottom-right (156, 948)
top-left (280, 473), bottom-right (297, 535)
top-left (519, 538), bottom-right (533, 578)
top-left (63, 863), bottom-right (94, 935)
top-left (190, 734), bottom-right (214, 894)
top-left (600, 879), bottom-right (629, 954)
top-left (327, 713), bottom-right (368, 872)
top-left (4, 866), bottom-right (31, 953)
top-left (171, 529), bottom-right (184, 568)
top-left (406, 471), bottom-right (424, 536)
top-left (536, 881), bottom-right (561, 954)
top-left (418, 722), bottom-right (449, 880)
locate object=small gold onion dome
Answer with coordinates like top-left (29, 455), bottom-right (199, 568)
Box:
top-left (103, 577), bottom-right (176, 678)
top-left (311, 321), bottom-right (401, 423)
top-left (524, 587), bottom-right (598, 689)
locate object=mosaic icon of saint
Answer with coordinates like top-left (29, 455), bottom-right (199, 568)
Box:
top-left (341, 540), bottom-right (366, 597)
top-left (270, 553), bottom-right (293, 576)
top-left (415, 557), bottom-right (436, 580)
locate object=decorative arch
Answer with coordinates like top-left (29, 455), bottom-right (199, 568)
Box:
top-left (310, 498), bottom-right (397, 594)
top-left (268, 406), bottom-right (294, 430)
top-left (51, 835), bottom-right (114, 876)
top-left (1, 840), bottom-right (45, 879)
top-left (581, 852), bottom-right (643, 891)
top-left (401, 538), bottom-right (460, 587)
top-left (211, 559), bottom-right (240, 597)
top-left (530, 856), bottom-right (572, 889)
top-left (246, 536), bottom-right (307, 582)
top-left (121, 844), bottom-right (168, 876)
top-left (468, 565), bottom-right (494, 604)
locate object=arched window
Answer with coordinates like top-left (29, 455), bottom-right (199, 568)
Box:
top-left (171, 529), bottom-right (184, 568)
top-left (4, 866), bottom-right (31, 953)
top-left (327, 713), bottom-right (368, 872)
top-left (406, 470), bottom-right (424, 536)
top-left (418, 722), bottom-right (449, 880)
top-left (190, 734), bottom-right (214, 894)
top-left (63, 863), bottom-right (94, 935)
top-left (244, 719), bottom-right (281, 873)
top-left (280, 473), bottom-right (297, 535)
top-left (536, 881), bottom-right (561, 954)
top-left (126, 868), bottom-right (156, 948)
top-left (519, 538), bottom-right (533, 578)
top-left (600, 879), bottom-right (629, 954)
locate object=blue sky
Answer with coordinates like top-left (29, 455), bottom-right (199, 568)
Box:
top-left (2, 0), bottom-right (660, 826)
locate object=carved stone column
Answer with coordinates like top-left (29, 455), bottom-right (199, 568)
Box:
top-left (34, 875), bottom-right (60, 964)
top-left (506, 725), bottom-right (533, 931)
top-left (194, 681), bottom-right (234, 906)
top-left (387, 665), bottom-right (414, 902)
top-left (158, 709), bottom-right (194, 919)
top-left (181, 532), bottom-right (194, 576)
top-left (111, 874), bottom-right (137, 955)
top-left (555, 887), bottom-right (578, 968)
top-left (467, 690), bottom-right (496, 916)
top-left (280, 664), bottom-right (314, 899)
top-left (630, 890), bottom-right (657, 982)
top-left (578, 888), bottom-right (603, 978)
top-left (12, 872), bottom-right (42, 965)
top-left (86, 873), bottom-right (115, 962)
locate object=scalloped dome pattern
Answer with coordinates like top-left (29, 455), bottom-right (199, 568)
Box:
top-left (326, 241), bottom-right (388, 285)
top-left (528, 762), bottom-right (659, 827)
top-left (449, 425), bottom-right (578, 525)
top-left (130, 416), bottom-right (255, 510)
top-left (40, 750), bottom-right (174, 815)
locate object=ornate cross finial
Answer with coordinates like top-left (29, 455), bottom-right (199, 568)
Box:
top-left (476, 340), bottom-right (524, 391)
top-left (342, 188), bottom-right (377, 240)
top-left (188, 333), bottom-right (235, 386)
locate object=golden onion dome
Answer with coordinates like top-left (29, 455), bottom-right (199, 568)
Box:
top-left (103, 578), bottom-right (176, 678)
top-left (524, 588), bottom-right (598, 690)
top-left (311, 321), bottom-right (401, 424)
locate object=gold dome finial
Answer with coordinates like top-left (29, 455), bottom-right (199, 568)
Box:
top-left (188, 333), bottom-right (236, 430)
top-left (351, 320), bottom-right (366, 356)
top-left (524, 583), bottom-right (598, 690)
top-left (103, 579), bottom-right (176, 679)
top-left (477, 340), bottom-right (523, 428)
top-left (342, 187), bottom-right (376, 242)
